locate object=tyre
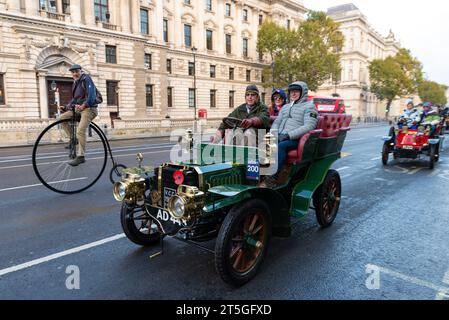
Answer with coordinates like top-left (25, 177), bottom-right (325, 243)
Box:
top-left (215, 199), bottom-right (272, 287)
top-left (382, 143), bottom-right (390, 166)
top-left (429, 144), bottom-right (436, 169)
top-left (32, 119), bottom-right (107, 194)
top-left (120, 203), bottom-right (161, 247)
top-left (110, 163), bottom-right (127, 184)
top-left (313, 170), bottom-right (342, 228)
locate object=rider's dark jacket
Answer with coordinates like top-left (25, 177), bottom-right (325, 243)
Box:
top-left (68, 73), bottom-right (97, 108)
top-left (218, 101), bottom-right (270, 131)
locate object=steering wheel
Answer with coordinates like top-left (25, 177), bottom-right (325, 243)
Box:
top-left (223, 117), bottom-right (243, 129)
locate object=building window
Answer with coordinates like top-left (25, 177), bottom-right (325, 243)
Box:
top-left (206, 29), bottom-right (213, 50)
top-left (146, 85), bottom-right (153, 108)
top-left (205, 0), bottom-right (212, 11)
top-left (229, 67), bottom-right (234, 80)
top-left (40, 0), bottom-right (57, 12)
top-left (225, 3), bottom-right (231, 17)
top-left (105, 45), bottom-right (117, 64)
top-left (246, 69), bottom-right (251, 82)
top-left (259, 14), bottom-right (263, 25)
top-left (286, 19), bottom-right (291, 30)
top-left (62, 0), bottom-right (70, 14)
top-left (144, 53), bottom-right (152, 70)
top-left (0, 74), bottom-right (5, 105)
top-left (184, 24), bottom-right (192, 47)
top-left (261, 93), bottom-right (266, 104)
top-left (210, 90), bottom-right (217, 108)
top-left (140, 9), bottom-right (149, 34)
top-left (184, 0), bottom-right (190, 4)
top-left (167, 87), bottom-right (173, 108)
top-left (258, 50), bottom-right (263, 61)
top-left (94, 0), bottom-right (109, 22)
top-left (189, 89), bottom-right (196, 108)
top-left (210, 65), bottom-right (216, 78)
top-left (163, 19), bottom-right (169, 42)
top-left (167, 59), bottom-right (172, 74)
top-left (243, 38), bottom-right (248, 58)
top-left (106, 80), bottom-right (119, 106)
top-left (225, 34), bottom-right (232, 54)
top-left (243, 9), bottom-right (248, 22)
top-left (188, 62), bottom-right (195, 76)
top-left (229, 91), bottom-right (235, 108)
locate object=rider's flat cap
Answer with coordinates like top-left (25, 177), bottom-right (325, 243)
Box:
top-left (69, 64), bottom-right (82, 71)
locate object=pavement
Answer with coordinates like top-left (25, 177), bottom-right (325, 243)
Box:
top-left (0, 125), bottom-right (449, 300)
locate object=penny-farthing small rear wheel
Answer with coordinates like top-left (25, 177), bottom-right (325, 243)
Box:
top-left (32, 119), bottom-right (107, 194)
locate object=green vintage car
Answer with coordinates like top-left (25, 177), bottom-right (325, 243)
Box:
top-left (113, 114), bottom-right (352, 286)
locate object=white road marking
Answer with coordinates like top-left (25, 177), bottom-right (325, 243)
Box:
top-left (336, 166), bottom-right (350, 172)
top-left (367, 264), bottom-right (449, 297)
top-left (371, 156), bottom-right (381, 161)
top-left (346, 138), bottom-right (366, 142)
top-left (0, 177), bottom-right (87, 192)
top-left (429, 169), bottom-right (441, 177)
top-left (0, 148), bottom-right (172, 171)
top-left (436, 267), bottom-right (449, 300)
top-left (407, 167), bottom-right (424, 175)
top-left (340, 174), bottom-right (353, 179)
top-left (374, 178), bottom-right (388, 182)
top-left (363, 165), bottom-right (377, 170)
top-left (0, 234), bottom-right (126, 277)
top-left (0, 143), bottom-right (175, 164)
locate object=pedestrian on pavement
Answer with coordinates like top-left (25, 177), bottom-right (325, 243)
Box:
top-left (60, 64), bottom-right (102, 166)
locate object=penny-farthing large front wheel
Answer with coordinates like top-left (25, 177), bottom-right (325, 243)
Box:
top-left (32, 119), bottom-right (107, 194)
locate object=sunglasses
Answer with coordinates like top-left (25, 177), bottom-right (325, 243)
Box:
top-left (273, 96), bottom-right (283, 100)
top-left (246, 93), bottom-right (258, 97)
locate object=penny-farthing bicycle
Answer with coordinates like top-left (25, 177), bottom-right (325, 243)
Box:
top-left (32, 107), bottom-right (126, 194)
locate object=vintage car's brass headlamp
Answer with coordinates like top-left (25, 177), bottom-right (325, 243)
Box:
top-left (167, 185), bottom-right (204, 220)
top-left (260, 133), bottom-right (277, 165)
top-left (113, 172), bottom-right (146, 203)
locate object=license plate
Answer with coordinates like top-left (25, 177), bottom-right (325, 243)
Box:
top-left (402, 146), bottom-right (414, 150)
top-left (246, 161), bottom-right (260, 181)
top-left (163, 187), bottom-right (177, 208)
top-left (318, 105), bottom-right (335, 112)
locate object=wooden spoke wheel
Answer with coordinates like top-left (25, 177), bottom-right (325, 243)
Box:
top-left (313, 170), bottom-right (342, 228)
top-left (215, 199), bottom-right (271, 286)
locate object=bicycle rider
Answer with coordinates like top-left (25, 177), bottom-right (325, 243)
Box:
top-left (60, 64), bottom-right (99, 167)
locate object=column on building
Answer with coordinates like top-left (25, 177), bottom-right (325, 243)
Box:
top-left (173, 2), bottom-right (182, 48)
top-left (25, 0), bottom-right (38, 15)
top-left (69, 0), bottom-right (82, 24)
top-left (216, 1), bottom-right (225, 54)
top-left (37, 71), bottom-right (49, 119)
top-left (195, 0), bottom-right (205, 52)
top-left (130, 0), bottom-right (140, 34)
top-left (234, 2), bottom-right (243, 60)
top-left (119, 0), bottom-right (131, 33)
top-left (153, 1), bottom-right (163, 43)
top-left (82, 0), bottom-right (95, 26)
top-left (6, 0), bottom-right (21, 12)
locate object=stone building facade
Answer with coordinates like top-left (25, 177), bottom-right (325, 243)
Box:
top-left (0, 0), bottom-right (307, 125)
top-left (315, 3), bottom-right (404, 118)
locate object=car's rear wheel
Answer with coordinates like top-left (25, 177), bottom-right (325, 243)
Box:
top-left (313, 170), bottom-right (341, 228)
top-left (429, 144), bottom-right (437, 169)
top-left (382, 143), bottom-right (390, 165)
top-left (215, 199), bottom-right (271, 287)
top-left (121, 203), bottom-right (161, 246)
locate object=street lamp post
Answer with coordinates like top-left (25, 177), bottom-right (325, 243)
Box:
top-left (192, 46), bottom-right (198, 121)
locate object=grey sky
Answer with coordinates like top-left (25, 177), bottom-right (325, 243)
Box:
top-left (304, 0), bottom-right (449, 86)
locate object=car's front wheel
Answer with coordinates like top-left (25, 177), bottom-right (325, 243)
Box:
top-left (121, 203), bottom-right (161, 247)
top-left (215, 199), bottom-right (272, 287)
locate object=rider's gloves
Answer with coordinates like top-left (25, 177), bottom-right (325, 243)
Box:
top-left (241, 118), bottom-right (254, 129)
top-left (279, 133), bottom-right (290, 142)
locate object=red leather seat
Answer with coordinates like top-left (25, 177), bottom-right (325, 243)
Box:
top-left (287, 114), bottom-right (352, 164)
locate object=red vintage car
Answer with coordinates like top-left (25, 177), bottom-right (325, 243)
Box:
top-left (381, 123), bottom-right (445, 169)
top-left (309, 96), bottom-right (346, 114)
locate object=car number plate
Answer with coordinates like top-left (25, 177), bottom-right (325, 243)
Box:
top-left (163, 187), bottom-right (177, 208)
top-left (402, 145), bottom-right (414, 150)
top-left (246, 161), bottom-right (260, 181)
